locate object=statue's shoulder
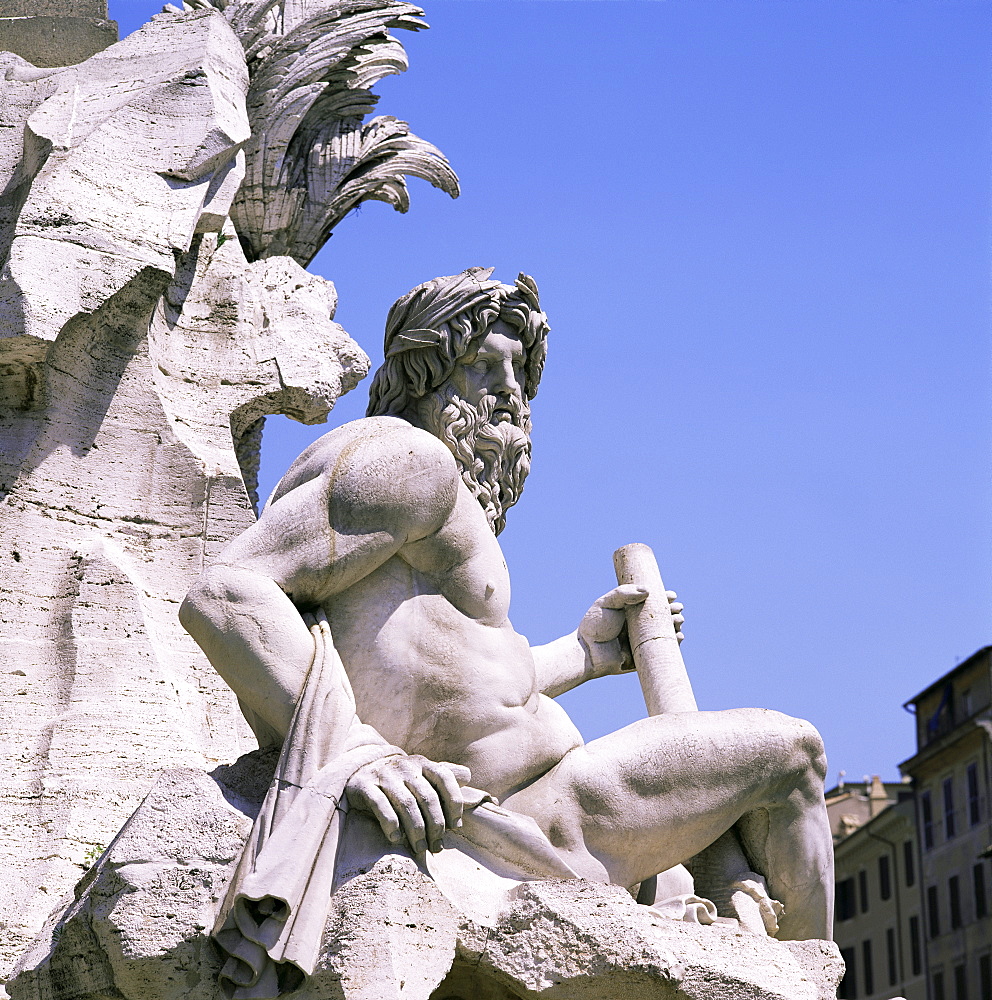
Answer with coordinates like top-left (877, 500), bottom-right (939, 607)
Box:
top-left (266, 416), bottom-right (457, 512)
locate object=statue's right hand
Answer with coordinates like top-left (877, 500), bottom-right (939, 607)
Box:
top-left (345, 755), bottom-right (472, 855)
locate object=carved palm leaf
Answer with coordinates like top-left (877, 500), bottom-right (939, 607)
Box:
top-left (184, 0), bottom-right (459, 265)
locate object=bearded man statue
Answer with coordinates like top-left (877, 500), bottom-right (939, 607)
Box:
top-left (181, 267), bottom-right (833, 1000)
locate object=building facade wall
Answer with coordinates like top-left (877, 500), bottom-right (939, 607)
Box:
top-left (835, 798), bottom-right (927, 1000)
top-left (902, 650), bottom-right (992, 1000)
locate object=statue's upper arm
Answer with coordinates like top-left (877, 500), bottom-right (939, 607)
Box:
top-left (327, 426), bottom-right (460, 543)
top-left (213, 424), bottom-right (460, 597)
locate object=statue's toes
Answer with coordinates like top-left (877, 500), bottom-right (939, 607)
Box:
top-left (728, 872), bottom-right (785, 936)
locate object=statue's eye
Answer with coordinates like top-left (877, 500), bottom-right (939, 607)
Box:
top-left (471, 359), bottom-right (490, 374)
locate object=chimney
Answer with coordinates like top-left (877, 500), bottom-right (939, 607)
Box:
top-left (0, 1), bottom-right (118, 68)
top-left (868, 774), bottom-right (890, 818)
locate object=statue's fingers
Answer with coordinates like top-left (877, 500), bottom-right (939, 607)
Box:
top-left (405, 775), bottom-right (447, 853)
top-left (438, 761), bottom-right (472, 785)
top-left (422, 763), bottom-right (466, 829)
top-left (598, 585), bottom-right (648, 610)
top-left (672, 613), bottom-right (685, 628)
top-left (581, 606), bottom-right (626, 643)
top-left (353, 784), bottom-right (403, 845)
top-left (382, 783), bottom-right (427, 855)
top-left (669, 603), bottom-right (683, 615)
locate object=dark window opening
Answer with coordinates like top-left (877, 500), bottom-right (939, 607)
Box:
top-left (935, 971), bottom-right (947, 1000)
top-left (886, 927), bottom-right (897, 987)
top-left (949, 875), bottom-right (962, 930)
top-left (975, 864), bottom-right (988, 920)
top-left (944, 777), bottom-right (957, 840)
top-left (968, 763), bottom-right (981, 826)
top-left (928, 885), bottom-right (941, 939)
top-left (923, 791), bottom-right (935, 850)
top-left (862, 939), bottom-right (874, 996)
top-left (839, 946), bottom-right (858, 999)
top-left (979, 954), bottom-right (991, 1000)
top-left (904, 839), bottom-right (916, 886)
top-left (859, 868), bottom-right (869, 914)
top-left (955, 963), bottom-right (968, 1000)
top-left (879, 855), bottom-right (891, 901)
top-left (909, 915), bottom-right (922, 976)
top-left (837, 877), bottom-right (856, 922)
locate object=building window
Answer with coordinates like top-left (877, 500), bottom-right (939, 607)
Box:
top-left (879, 855), bottom-right (892, 901)
top-left (928, 885), bottom-right (941, 939)
top-left (944, 777), bottom-right (957, 840)
top-left (909, 917), bottom-right (928, 980)
top-left (923, 790), bottom-right (935, 849)
top-left (955, 963), bottom-right (968, 1000)
top-left (859, 868), bottom-right (869, 913)
top-left (979, 954), bottom-right (991, 1000)
top-left (975, 864), bottom-right (988, 920)
top-left (839, 946), bottom-right (858, 999)
top-left (837, 877), bottom-right (856, 921)
top-left (886, 927), bottom-right (897, 987)
top-left (968, 763), bottom-right (981, 826)
top-left (935, 970), bottom-right (946, 1000)
top-left (950, 875), bottom-right (962, 929)
top-left (904, 839), bottom-right (916, 886)
top-left (909, 915), bottom-right (922, 976)
top-left (862, 939), bottom-right (874, 996)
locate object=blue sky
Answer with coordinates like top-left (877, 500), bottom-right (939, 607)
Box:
top-left (111, 1), bottom-right (991, 785)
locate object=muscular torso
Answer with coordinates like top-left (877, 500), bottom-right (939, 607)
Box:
top-left (271, 417), bottom-right (583, 799)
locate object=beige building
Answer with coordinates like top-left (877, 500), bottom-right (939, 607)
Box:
top-left (900, 647), bottom-right (992, 1000)
top-left (831, 777), bottom-right (927, 1000)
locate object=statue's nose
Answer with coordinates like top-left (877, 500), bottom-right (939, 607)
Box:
top-left (492, 361), bottom-right (520, 396)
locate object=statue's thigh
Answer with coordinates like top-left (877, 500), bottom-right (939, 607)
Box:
top-left (506, 708), bottom-right (813, 886)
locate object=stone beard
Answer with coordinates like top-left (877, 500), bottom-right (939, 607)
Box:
top-left (418, 384), bottom-right (532, 536)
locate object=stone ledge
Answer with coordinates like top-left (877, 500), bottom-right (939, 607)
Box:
top-left (0, 15), bottom-right (118, 68)
top-left (0, 1), bottom-right (108, 17)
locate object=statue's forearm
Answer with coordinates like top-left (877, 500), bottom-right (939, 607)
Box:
top-left (180, 563), bottom-right (323, 742)
top-left (532, 631), bottom-right (597, 698)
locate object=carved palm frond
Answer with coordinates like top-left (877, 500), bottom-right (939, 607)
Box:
top-left (184, 0), bottom-right (459, 265)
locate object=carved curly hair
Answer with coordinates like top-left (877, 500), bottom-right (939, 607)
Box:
top-left (366, 267), bottom-right (549, 421)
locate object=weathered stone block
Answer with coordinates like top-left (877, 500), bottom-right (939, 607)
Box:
top-left (9, 761), bottom-right (845, 1000)
top-left (0, 2), bottom-right (108, 16)
top-left (0, 16), bottom-right (117, 68)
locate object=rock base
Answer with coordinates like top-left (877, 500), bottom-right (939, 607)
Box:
top-left (9, 751), bottom-right (843, 1000)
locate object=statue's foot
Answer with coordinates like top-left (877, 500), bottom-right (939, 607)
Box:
top-left (651, 892), bottom-right (719, 925)
top-left (725, 872), bottom-right (784, 936)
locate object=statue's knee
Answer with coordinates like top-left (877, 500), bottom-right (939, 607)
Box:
top-left (746, 709), bottom-right (826, 788)
top-left (782, 716), bottom-right (827, 787)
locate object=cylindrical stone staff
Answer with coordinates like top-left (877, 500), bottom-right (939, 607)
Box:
top-left (613, 542), bottom-right (694, 715)
top-left (614, 542), bottom-right (781, 935)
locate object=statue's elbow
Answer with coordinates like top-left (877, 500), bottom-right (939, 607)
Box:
top-left (179, 569), bottom-right (226, 641)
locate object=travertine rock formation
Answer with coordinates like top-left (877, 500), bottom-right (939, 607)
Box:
top-left (8, 758), bottom-right (845, 1000)
top-left (0, 3), bottom-right (402, 975)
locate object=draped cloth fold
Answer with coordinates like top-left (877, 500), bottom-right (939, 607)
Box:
top-left (212, 612), bottom-right (402, 999)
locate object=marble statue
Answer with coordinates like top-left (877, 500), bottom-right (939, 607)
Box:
top-left (180, 266), bottom-right (836, 996)
top-left (1, 4), bottom-right (846, 997)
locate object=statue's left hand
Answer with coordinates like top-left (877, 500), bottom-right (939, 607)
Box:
top-left (579, 585), bottom-right (684, 675)
top-left (345, 754), bottom-right (472, 855)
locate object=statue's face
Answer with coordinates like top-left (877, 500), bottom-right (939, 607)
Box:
top-left (448, 320), bottom-right (525, 419)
